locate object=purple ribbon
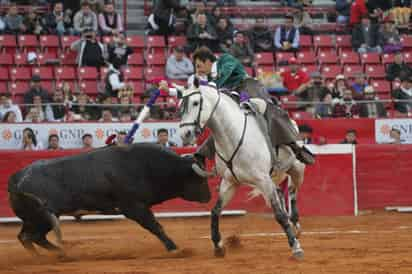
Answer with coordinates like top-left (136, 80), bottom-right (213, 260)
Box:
top-left (240, 91), bottom-right (250, 103)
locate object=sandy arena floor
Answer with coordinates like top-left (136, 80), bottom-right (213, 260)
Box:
top-left (0, 212), bottom-right (411, 274)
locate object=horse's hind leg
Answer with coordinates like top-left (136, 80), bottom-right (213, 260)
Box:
top-left (211, 179), bottom-right (237, 257)
top-left (263, 178), bottom-right (304, 260)
top-left (287, 162), bottom-right (305, 237)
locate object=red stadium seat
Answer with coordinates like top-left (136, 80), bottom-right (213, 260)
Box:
top-left (340, 51), bottom-right (360, 65)
top-left (78, 81), bottom-right (99, 94)
top-left (37, 52), bottom-right (58, 66)
top-left (128, 53), bottom-right (144, 66)
top-left (0, 35), bottom-right (17, 52)
top-left (301, 65), bottom-right (318, 75)
top-left (60, 51), bottom-right (77, 66)
top-left (321, 65), bottom-right (342, 79)
top-left (56, 81), bottom-right (76, 91)
top-left (371, 80), bottom-right (391, 94)
top-left (61, 36), bottom-right (78, 52)
top-left (297, 51), bottom-right (316, 64)
top-left (78, 67), bottom-right (99, 80)
top-left (0, 67), bottom-right (8, 81)
top-left (275, 52), bottom-right (295, 65)
top-left (100, 66), bottom-right (110, 80)
top-left (318, 51), bottom-right (338, 64)
top-left (32, 66), bottom-right (54, 80)
top-left (9, 81), bottom-right (30, 95)
top-left (102, 36), bottom-right (114, 44)
top-left (365, 65), bottom-right (386, 79)
top-left (335, 35), bottom-right (351, 50)
top-left (0, 81), bottom-right (7, 93)
top-left (360, 52), bottom-right (380, 64)
top-left (40, 81), bottom-right (54, 93)
top-left (400, 35), bottom-right (412, 49)
top-left (343, 65), bottom-right (363, 78)
top-left (167, 36), bottom-right (187, 49)
top-left (280, 95), bottom-right (298, 110)
top-left (126, 35), bottom-right (145, 53)
top-left (403, 52), bottom-right (412, 64)
top-left (392, 80), bottom-right (401, 90)
top-left (146, 35), bottom-right (166, 53)
top-left (39, 35), bottom-right (60, 53)
top-left (146, 52), bottom-right (166, 66)
top-left (0, 53), bottom-right (14, 67)
top-left (55, 66), bottom-right (76, 81)
top-left (313, 35), bottom-right (334, 51)
top-left (145, 67), bottom-right (165, 80)
top-left (18, 35), bottom-right (39, 52)
top-left (382, 53), bottom-right (395, 66)
top-left (255, 52), bottom-right (274, 65)
top-left (299, 35), bottom-right (313, 50)
top-left (255, 66), bottom-right (275, 75)
top-left (291, 111), bottom-right (314, 119)
top-left (10, 67), bottom-right (31, 81)
top-left (14, 53), bottom-right (29, 66)
top-left (130, 81), bottom-right (145, 95)
top-left (123, 66), bottom-right (144, 80)
top-left (245, 66), bottom-right (255, 77)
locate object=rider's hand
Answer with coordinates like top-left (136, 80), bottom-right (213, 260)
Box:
top-left (159, 80), bottom-right (170, 93)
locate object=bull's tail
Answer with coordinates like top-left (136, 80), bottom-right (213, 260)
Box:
top-left (8, 191), bottom-right (63, 247)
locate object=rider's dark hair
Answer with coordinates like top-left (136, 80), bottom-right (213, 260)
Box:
top-left (192, 46), bottom-right (216, 63)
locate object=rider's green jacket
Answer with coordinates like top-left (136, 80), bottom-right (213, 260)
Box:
top-left (214, 53), bottom-right (248, 90)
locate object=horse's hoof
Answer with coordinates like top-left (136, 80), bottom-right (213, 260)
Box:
top-left (214, 246), bottom-right (226, 258)
top-left (292, 240), bottom-right (304, 261)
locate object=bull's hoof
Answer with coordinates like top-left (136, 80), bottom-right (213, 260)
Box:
top-left (292, 240), bottom-right (304, 261)
top-left (214, 246), bottom-right (226, 258)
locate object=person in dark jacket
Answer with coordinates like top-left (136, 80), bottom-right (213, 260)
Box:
top-left (215, 17), bottom-right (234, 52)
top-left (44, 2), bottom-right (66, 35)
top-left (24, 75), bottom-right (50, 104)
top-left (107, 32), bottom-right (134, 69)
top-left (359, 86), bottom-right (387, 118)
top-left (148, 0), bottom-right (181, 36)
top-left (274, 15), bottom-right (300, 52)
top-left (186, 13), bottom-right (218, 52)
top-left (250, 17), bottom-right (273, 52)
top-left (366, 0), bottom-right (392, 18)
top-left (392, 75), bottom-right (412, 113)
top-left (386, 52), bottom-right (412, 82)
top-left (336, 0), bottom-right (352, 24)
top-left (351, 15), bottom-right (382, 54)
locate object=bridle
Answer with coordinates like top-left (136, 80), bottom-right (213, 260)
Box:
top-left (179, 86), bottom-right (221, 136)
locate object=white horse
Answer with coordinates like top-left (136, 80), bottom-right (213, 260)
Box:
top-left (179, 84), bottom-right (305, 259)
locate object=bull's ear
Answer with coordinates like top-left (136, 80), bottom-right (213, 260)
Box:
top-left (192, 163), bottom-right (214, 178)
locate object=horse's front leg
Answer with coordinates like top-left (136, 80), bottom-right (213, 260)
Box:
top-left (211, 179), bottom-right (237, 257)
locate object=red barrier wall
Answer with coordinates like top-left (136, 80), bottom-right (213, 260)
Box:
top-left (298, 118), bottom-right (375, 144)
top-left (356, 145), bottom-right (412, 210)
top-left (0, 147), bottom-right (356, 217)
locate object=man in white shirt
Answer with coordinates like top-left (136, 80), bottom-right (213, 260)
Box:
top-left (166, 46), bottom-right (194, 80)
top-left (0, 93), bottom-right (23, 122)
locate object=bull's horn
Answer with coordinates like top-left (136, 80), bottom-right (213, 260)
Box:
top-left (192, 163), bottom-right (215, 178)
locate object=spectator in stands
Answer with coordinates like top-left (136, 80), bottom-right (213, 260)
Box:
top-left (72, 93), bottom-right (96, 120)
top-left (250, 17), bottom-right (272, 53)
top-left (331, 74), bottom-right (348, 99)
top-left (359, 86), bottom-right (387, 118)
top-left (49, 88), bottom-right (66, 121)
top-left (229, 31), bottom-right (254, 67)
top-left (340, 129), bottom-right (358, 144)
top-left (166, 46), bottom-right (194, 80)
top-left (392, 75), bottom-right (412, 114)
top-left (119, 109), bottom-right (132, 122)
top-left (0, 16), bottom-right (5, 34)
top-left (2, 111), bottom-right (17, 123)
top-left (24, 107), bottom-right (43, 123)
top-left (332, 88), bottom-right (361, 118)
top-left (215, 17), bottom-right (234, 52)
top-left (391, 0), bottom-right (411, 25)
top-left (33, 95), bottom-right (54, 122)
top-left (336, 0), bottom-right (353, 24)
top-left (293, 6), bottom-right (312, 35)
top-left (386, 52), bottom-right (412, 82)
top-left (98, 1), bottom-right (123, 35)
top-left (99, 108), bottom-right (118, 122)
top-left (274, 15), bottom-right (300, 52)
top-left (389, 128), bottom-right (403, 144)
top-left (315, 93), bottom-right (333, 118)
top-left (351, 15), bottom-right (383, 54)
top-left (107, 32), bottom-right (133, 69)
top-left (23, 7), bottom-right (44, 35)
top-left (47, 134), bottom-right (63, 150)
top-left (148, 0), bottom-right (180, 36)
top-left (381, 18), bottom-right (402, 53)
top-left (281, 57), bottom-right (310, 93)
top-left (187, 12), bottom-right (218, 52)
top-left (82, 133), bottom-right (94, 149)
top-left (281, 0), bottom-right (299, 8)
top-left (105, 63), bottom-right (127, 98)
top-left (73, 1), bottom-right (98, 34)
top-left (24, 75), bottom-right (50, 104)
top-left (366, 0), bottom-right (392, 19)
top-left (71, 28), bottom-right (106, 68)
top-left (186, 1), bottom-right (208, 27)
top-left (118, 94), bottom-right (138, 120)
top-left (44, 2), bottom-right (70, 35)
top-left (298, 124), bottom-right (326, 144)
top-left (4, 4), bottom-right (25, 34)
top-left (295, 71), bottom-right (330, 112)
top-left (156, 128), bottom-right (177, 147)
top-left (0, 92), bottom-right (23, 122)
top-left (22, 128), bottom-right (43, 151)
top-left (350, 0), bottom-right (368, 26)
top-left (351, 73), bottom-right (369, 99)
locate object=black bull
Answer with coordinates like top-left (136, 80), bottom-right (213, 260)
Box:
top-left (8, 143), bottom-right (211, 256)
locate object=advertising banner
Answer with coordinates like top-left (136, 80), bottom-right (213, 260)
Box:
top-left (0, 122), bottom-right (182, 149)
top-left (375, 119), bottom-right (412, 144)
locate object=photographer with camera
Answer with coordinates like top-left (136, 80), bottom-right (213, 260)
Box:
top-left (294, 71), bottom-right (330, 113)
top-left (107, 32), bottom-right (133, 69)
top-left (71, 28), bottom-right (106, 68)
